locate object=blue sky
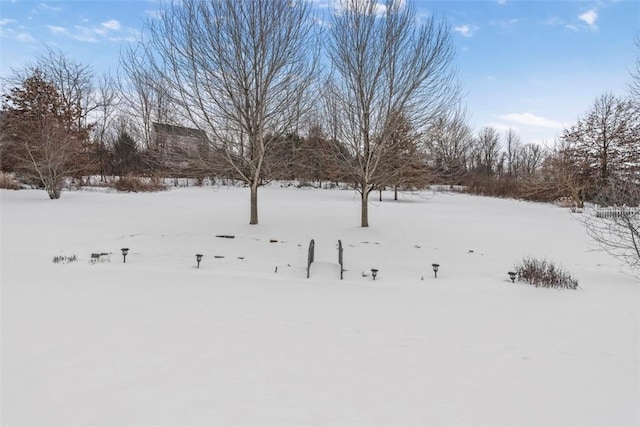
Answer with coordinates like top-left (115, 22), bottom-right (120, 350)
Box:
top-left (0, 0), bottom-right (637, 145)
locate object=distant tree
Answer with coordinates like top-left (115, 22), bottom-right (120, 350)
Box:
top-left (423, 107), bottom-right (473, 184)
top-left (325, 0), bottom-right (459, 226)
top-left (118, 49), bottom-right (177, 150)
top-left (130, 0), bottom-right (318, 224)
top-left (111, 129), bottom-right (139, 177)
top-left (504, 128), bottom-right (521, 178)
top-left (533, 141), bottom-right (589, 207)
top-left (292, 125), bottom-right (343, 186)
top-left (92, 74), bottom-right (119, 180)
top-left (374, 110), bottom-right (430, 200)
top-left (263, 132), bottom-right (302, 181)
top-left (471, 126), bottom-right (501, 177)
top-left (516, 143), bottom-right (545, 178)
top-left (0, 71), bottom-right (91, 199)
top-left (562, 93), bottom-right (640, 198)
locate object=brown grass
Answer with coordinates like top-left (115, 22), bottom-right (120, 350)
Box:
top-left (0, 172), bottom-right (22, 190)
top-left (113, 176), bottom-right (167, 193)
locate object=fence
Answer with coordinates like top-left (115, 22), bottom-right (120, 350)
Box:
top-left (595, 206), bottom-right (640, 219)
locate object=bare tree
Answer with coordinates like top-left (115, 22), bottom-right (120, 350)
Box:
top-left (118, 47), bottom-right (178, 150)
top-left (471, 126), bottom-right (501, 177)
top-left (504, 128), bottom-right (521, 178)
top-left (6, 48), bottom-right (98, 130)
top-left (515, 143), bottom-right (545, 179)
top-left (562, 93), bottom-right (639, 196)
top-left (1, 71), bottom-right (91, 199)
top-left (92, 74), bottom-right (119, 180)
top-left (578, 180), bottom-right (640, 272)
top-left (423, 106), bottom-right (473, 184)
top-left (374, 110), bottom-right (430, 200)
top-left (325, 0), bottom-right (459, 227)
top-left (129, 0), bottom-right (317, 224)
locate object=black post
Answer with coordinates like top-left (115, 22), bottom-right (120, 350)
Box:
top-left (338, 240), bottom-right (344, 280)
top-left (307, 239), bottom-right (315, 279)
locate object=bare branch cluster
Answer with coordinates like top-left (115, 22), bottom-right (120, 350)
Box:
top-left (126, 0), bottom-right (318, 223)
top-left (325, 0), bottom-right (460, 226)
top-left (577, 181), bottom-right (640, 271)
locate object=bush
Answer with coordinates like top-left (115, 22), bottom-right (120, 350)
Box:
top-left (113, 176), bottom-right (167, 193)
top-left (52, 254), bottom-right (78, 264)
top-left (0, 172), bottom-right (22, 190)
top-left (513, 257), bottom-right (579, 290)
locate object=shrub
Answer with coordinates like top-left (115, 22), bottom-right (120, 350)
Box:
top-left (0, 172), bottom-right (22, 190)
top-left (52, 254), bottom-right (78, 264)
top-left (113, 176), bottom-right (167, 193)
top-left (513, 257), bottom-right (579, 290)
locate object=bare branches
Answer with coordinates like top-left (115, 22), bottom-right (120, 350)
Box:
top-left (578, 181), bottom-right (640, 272)
top-left (1, 72), bottom-right (92, 198)
top-left (562, 93), bottom-right (640, 192)
top-left (131, 0), bottom-right (318, 224)
top-left (326, 0), bottom-right (459, 226)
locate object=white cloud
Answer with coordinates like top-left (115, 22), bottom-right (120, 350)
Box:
top-left (101, 20), bottom-right (121, 31)
top-left (71, 26), bottom-right (99, 42)
top-left (39, 3), bottom-right (61, 12)
top-left (486, 122), bottom-right (514, 133)
top-left (47, 20), bottom-right (129, 43)
top-left (0, 21), bottom-right (35, 43)
top-left (454, 24), bottom-right (477, 37)
top-left (545, 17), bottom-right (563, 26)
top-left (47, 25), bottom-right (68, 34)
top-left (498, 113), bottom-right (563, 129)
top-left (16, 32), bottom-right (35, 42)
top-left (492, 18), bottom-right (519, 29)
top-left (578, 9), bottom-right (598, 28)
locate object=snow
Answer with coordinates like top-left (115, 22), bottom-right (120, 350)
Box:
top-left (1, 185), bottom-right (638, 426)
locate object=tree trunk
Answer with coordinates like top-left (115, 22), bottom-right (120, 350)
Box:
top-left (250, 184), bottom-right (259, 225)
top-left (361, 188), bottom-right (369, 227)
top-left (48, 183), bottom-right (61, 199)
top-left (394, 185), bottom-right (398, 201)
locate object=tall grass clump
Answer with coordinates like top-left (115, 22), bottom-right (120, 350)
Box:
top-left (514, 257), bottom-right (579, 290)
top-left (113, 176), bottom-right (167, 193)
top-left (0, 172), bottom-right (22, 190)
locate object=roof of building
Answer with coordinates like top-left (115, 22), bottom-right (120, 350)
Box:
top-left (152, 122), bottom-right (208, 141)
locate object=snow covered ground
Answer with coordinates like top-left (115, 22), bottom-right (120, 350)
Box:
top-left (1, 185), bottom-right (638, 426)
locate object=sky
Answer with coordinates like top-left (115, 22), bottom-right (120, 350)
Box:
top-left (0, 0), bottom-right (638, 146)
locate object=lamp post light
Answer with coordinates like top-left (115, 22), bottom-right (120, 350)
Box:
top-left (508, 271), bottom-right (517, 283)
top-left (371, 268), bottom-right (378, 280)
top-left (432, 263), bottom-right (440, 278)
top-left (121, 248), bottom-right (129, 263)
top-left (196, 254), bottom-right (203, 269)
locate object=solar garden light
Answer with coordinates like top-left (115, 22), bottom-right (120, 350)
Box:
top-left (121, 248), bottom-right (129, 263)
top-left (508, 271), bottom-right (517, 283)
top-left (432, 263), bottom-right (440, 278)
top-left (196, 254), bottom-right (203, 269)
top-left (371, 268), bottom-right (379, 280)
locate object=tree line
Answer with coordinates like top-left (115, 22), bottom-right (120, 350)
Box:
top-left (1, 0), bottom-right (639, 230)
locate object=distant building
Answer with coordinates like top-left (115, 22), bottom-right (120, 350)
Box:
top-left (151, 122), bottom-right (209, 155)
top-left (150, 122), bottom-right (211, 175)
